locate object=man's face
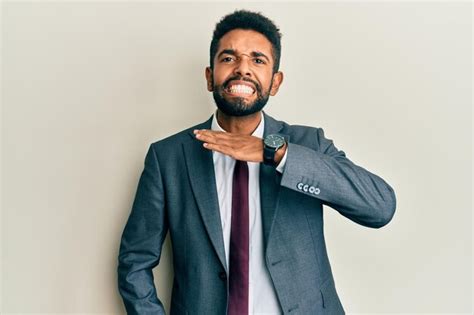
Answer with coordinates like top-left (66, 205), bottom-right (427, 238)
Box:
top-left (205, 29), bottom-right (283, 117)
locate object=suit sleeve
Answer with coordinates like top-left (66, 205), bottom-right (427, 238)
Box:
top-left (280, 128), bottom-right (396, 228)
top-left (117, 143), bottom-right (168, 314)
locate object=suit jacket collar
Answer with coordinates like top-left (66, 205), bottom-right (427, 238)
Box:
top-left (183, 110), bottom-right (287, 273)
top-left (259, 111), bottom-right (289, 261)
top-left (185, 110), bottom-right (284, 137)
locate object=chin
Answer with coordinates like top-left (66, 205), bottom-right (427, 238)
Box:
top-left (213, 88), bottom-right (269, 117)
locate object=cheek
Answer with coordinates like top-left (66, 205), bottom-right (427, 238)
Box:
top-left (258, 70), bottom-right (274, 85)
top-left (212, 72), bottom-right (228, 86)
top-left (260, 77), bottom-right (274, 92)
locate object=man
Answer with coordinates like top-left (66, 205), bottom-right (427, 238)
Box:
top-left (117, 10), bottom-right (396, 315)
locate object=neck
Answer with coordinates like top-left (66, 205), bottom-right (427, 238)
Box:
top-left (216, 109), bottom-right (262, 135)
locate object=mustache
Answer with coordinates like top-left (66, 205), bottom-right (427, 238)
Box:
top-left (222, 76), bottom-right (261, 93)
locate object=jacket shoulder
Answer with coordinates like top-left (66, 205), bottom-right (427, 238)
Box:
top-left (150, 117), bottom-right (210, 150)
top-left (280, 120), bottom-right (322, 149)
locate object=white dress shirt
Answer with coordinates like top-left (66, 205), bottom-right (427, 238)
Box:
top-left (211, 111), bottom-right (287, 315)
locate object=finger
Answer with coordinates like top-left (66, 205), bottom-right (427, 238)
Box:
top-left (195, 129), bottom-right (233, 140)
top-left (195, 132), bottom-right (221, 145)
top-left (194, 129), bottom-right (225, 136)
top-left (196, 131), bottom-right (235, 146)
top-left (202, 142), bottom-right (234, 157)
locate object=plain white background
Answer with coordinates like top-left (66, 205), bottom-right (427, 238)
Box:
top-left (1, 1), bottom-right (472, 314)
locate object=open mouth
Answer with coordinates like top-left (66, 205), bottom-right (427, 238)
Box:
top-left (224, 81), bottom-right (256, 97)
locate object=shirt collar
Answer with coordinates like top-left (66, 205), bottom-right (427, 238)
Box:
top-left (211, 110), bottom-right (265, 139)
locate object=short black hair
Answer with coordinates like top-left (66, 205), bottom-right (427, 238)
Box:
top-left (210, 10), bottom-right (282, 73)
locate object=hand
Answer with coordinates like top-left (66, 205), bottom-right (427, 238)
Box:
top-left (194, 129), bottom-right (264, 162)
top-left (193, 129), bottom-right (287, 164)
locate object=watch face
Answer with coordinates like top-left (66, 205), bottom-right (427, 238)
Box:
top-left (264, 134), bottom-right (285, 148)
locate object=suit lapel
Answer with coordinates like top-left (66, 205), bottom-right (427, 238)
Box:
top-left (183, 115), bottom-right (228, 272)
top-left (259, 111), bottom-right (288, 256)
top-left (182, 111), bottom-right (288, 272)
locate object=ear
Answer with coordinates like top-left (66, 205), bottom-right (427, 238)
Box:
top-left (205, 67), bottom-right (213, 92)
top-left (270, 71), bottom-right (284, 96)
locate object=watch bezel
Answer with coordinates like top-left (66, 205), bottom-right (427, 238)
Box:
top-left (263, 134), bottom-right (286, 149)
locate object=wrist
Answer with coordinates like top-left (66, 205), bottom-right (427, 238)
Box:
top-left (274, 142), bottom-right (287, 165)
top-left (263, 134), bottom-right (286, 166)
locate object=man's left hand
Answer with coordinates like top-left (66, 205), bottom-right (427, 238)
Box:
top-left (194, 129), bottom-right (265, 162)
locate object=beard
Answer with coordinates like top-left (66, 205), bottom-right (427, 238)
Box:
top-left (212, 75), bottom-right (272, 117)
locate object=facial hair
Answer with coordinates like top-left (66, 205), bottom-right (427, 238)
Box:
top-left (211, 75), bottom-right (272, 117)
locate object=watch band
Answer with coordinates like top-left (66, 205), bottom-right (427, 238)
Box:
top-left (263, 145), bottom-right (278, 166)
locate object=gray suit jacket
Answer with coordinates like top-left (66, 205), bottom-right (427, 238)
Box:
top-left (117, 111), bottom-right (396, 314)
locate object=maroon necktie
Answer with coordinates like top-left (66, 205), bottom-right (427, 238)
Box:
top-left (228, 160), bottom-right (249, 315)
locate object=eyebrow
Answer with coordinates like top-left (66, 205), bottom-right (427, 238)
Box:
top-left (217, 49), bottom-right (271, 62)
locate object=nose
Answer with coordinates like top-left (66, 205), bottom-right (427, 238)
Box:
top-left (233, 58), bottom-right (251, 77)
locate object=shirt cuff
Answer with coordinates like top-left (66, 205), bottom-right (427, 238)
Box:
top-left (275, 146), bottom-right (288, 173)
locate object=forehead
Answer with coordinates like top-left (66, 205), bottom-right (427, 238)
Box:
top-left (216, 29), bottom-right (273, 57)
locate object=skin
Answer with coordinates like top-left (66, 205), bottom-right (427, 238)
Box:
top-left (194, 29), bottom-right (287, 164)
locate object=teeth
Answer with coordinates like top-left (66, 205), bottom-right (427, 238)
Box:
top-left (228, 84), bottom-right (254, 95)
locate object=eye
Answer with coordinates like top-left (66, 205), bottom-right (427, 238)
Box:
top-left (254, 58), bottom-right (266, 64)
top-left (221, 56), bottom-right (234, 62)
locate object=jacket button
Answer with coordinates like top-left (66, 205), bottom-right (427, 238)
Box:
top-left (218, 271), bottom-right (227, 280)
